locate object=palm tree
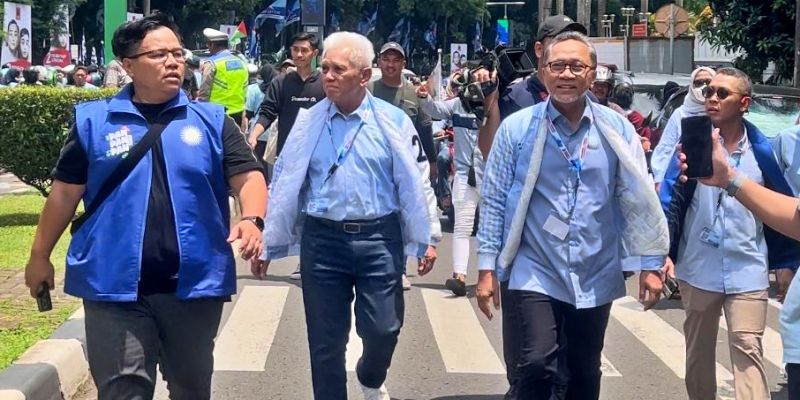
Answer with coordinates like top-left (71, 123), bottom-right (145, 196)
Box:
top-left (597, 0), bottom-right (607, 36)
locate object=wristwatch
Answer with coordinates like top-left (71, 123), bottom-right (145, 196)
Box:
top-left (241, 216), bottom-right (264, 231)
top-left (725, 172), bottom-right (746, 197)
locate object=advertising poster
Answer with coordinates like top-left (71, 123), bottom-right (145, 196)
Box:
top-left (2, 2), bottom-right (32, 69)
top-left (220, 25), bottom-right (236, 39)
top-left (43, 4), bottom-right (71, 68)
top-left (450, 43), bottom-right (467, 73)
top-left (127, 12), bottom-right (143, 22)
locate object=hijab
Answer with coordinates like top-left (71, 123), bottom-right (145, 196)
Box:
top-left (681, 66), bottom-right (716, 116)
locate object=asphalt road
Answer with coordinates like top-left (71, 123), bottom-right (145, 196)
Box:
top-left (75, 222), bottom-right (791, 400)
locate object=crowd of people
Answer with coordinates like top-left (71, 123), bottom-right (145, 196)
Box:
top-left (18, 10), bottom-right (800, 400)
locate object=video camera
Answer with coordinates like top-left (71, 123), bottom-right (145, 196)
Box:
top-left (451, 45), bottom-right (536, 123)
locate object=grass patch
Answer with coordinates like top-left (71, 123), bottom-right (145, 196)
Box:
top-left (0, 192), bottom-right (72, 270)
top-left (0, 191), bottom-right (79, 369)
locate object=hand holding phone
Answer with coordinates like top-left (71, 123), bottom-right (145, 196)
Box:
top-left (36, 282), bottom-right (52, 312)
top-left (680, 116), bottom-right (714, 179)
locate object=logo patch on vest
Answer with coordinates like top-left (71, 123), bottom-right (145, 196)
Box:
top-left (105, 126), bottom-right (134, 158)
top-left (180, 126), bottom-right (203, 146)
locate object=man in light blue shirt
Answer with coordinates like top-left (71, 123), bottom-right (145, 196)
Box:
top-left (253, 32), bottom-right (439, 400)
top-left (660, 68), bottom-right (800, 400)
top-left (476, 32), bottom-right (668, 399)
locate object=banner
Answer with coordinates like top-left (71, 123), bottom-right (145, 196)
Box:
top-left (104, 0), bottom-right (126, 65)
top-left (496, 19), bottom-right (509, 46)
top-left (450, 43), bottom-right (466, 73)
top-left (301, 0), bottom-right (324, 26)
top-left (220, 24), bottom-right (236, 39)
top-left (127, 12), bottom-right (143, 22)
top-left (2, 2), bottom-right (31, 69)
top-left (43, 4), bottom-right (71, 68)
top-left (428, 49), bottom-right (443, 101)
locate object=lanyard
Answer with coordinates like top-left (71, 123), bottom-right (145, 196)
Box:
top-left (545, 115), bottom-right (590, 219)
top-left (321, 106), bottom-right (368, 187)
top-left (711, 139), bottom-right (750, 225)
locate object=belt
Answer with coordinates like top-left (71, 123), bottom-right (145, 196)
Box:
top-left (308, 213), bottom-right (398, 234)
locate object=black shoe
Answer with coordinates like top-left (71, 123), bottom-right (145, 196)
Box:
top-left (445, 277), bottom-right (467, 297)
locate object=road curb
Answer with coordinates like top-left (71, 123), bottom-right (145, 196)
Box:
top-left (0, 308), bottom-right (89, 400)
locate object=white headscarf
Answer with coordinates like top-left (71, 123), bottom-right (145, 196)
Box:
top-left (682, 66), bottom-right (716, 116)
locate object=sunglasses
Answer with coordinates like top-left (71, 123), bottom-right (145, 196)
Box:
top-left (702, 86), bottom-right (748, 100)
top-left (692, 79), bottom-right (711, 88)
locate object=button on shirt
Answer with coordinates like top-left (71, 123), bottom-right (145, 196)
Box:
top-left (510, 102), bottom-right (633, 308)
top-left (304, 96), bottom-right (400, 221)
top-left (677, 130), bottom-right (768, 294)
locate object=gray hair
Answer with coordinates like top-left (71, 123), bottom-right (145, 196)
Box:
top-left (541, 31), bottom-right (598, 68)
top-left (322, 32), bottom-right (375, 70)
top-left (716, 67), bottom-right (753, 97)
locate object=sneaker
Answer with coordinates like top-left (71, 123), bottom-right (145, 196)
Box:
top-left (445, 273), bottom-right (467, 297)
top-left (360, 383), bottom-right (390, 400)
top-left (401, 274), bottom-right (411, 291)
top-left (289, 265), bottom-right (301, 280)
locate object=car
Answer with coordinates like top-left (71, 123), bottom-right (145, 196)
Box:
top-left (370, 67), bottom-right (418, 84)
top-left (629, 73), bottom-right (800, 143)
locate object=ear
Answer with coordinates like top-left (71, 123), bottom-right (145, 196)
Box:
top-left (121, 58), bottom-right (135, 77)
top-left (740, 96), bottom-right (752, 113)
top-left (534, 41), bottom-right (544, 59)
top-left (360, 67), bottom-right (372, 86)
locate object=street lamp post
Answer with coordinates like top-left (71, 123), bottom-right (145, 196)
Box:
top-left (601, 14), bottom-right (616, 37)
top-left (621, 7), bottom-right (635, 71)
top-left (486, 2), bottom-right (525, 45)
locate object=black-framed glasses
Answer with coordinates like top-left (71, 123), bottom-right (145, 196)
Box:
top-left (702, 85), bottom-right (747, 100)
top-left (545, 61), bottom-right (594, 75)
top-left (125, 48), bottom-right (186, 63)
top-left (692, 78), bottom-right (711, 88)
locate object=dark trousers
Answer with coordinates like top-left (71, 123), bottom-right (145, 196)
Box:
top-left (300, 214), bottom-right (405, 400)
top-left (253, 140), bottom-right (271, 182)
top-left (83, 294), bottom-right (225, 400)
top-left (789, 363), bottom-right (800, 400)
top-left (501, 281), bottom-right (521, 399)
top-left (504, 290), bottom-right (611, 400)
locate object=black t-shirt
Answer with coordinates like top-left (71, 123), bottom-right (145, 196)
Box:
top-left (53, 101), bottom-right (261, 295)
top-left (255, 70), bottom-right (325, 156)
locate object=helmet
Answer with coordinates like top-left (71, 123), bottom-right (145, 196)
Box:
top-left (595, 65), bottom-right (614, 86)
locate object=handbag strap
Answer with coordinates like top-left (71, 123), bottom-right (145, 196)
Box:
top-left (72, 121), bottom-right (168, 230)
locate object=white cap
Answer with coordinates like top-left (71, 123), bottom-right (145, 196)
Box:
top-left (203, 28), bottom-right (229, 42)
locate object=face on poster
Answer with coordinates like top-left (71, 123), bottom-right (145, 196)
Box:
top-left (450, 43), bottom-right (466, 72)
top-left (44, 4), bottom-right (71, 68)
top-left (2, 2), bottom-right (31, 68)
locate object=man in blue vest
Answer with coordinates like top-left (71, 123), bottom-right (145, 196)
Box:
top-left (198, 28), bottom-right (249, 126)
top-left (24, 14), bottom-right (267, 400)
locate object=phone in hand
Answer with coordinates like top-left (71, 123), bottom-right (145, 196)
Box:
top-left (662, 276), bottom-right (680, 300)
top-left (680, 116), bottom-right (714, 179)
top-left (36, 282), bottom-right (52, 312)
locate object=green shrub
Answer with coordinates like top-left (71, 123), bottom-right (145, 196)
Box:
top-left (0, 87), bottom-right (118, 197)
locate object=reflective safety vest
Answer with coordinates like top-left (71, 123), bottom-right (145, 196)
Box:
top-left (208, 50), bottom-right (248, 116)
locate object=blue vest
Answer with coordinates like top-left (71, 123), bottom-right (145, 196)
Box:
top-left (65, 86), bottom-right (236, 301)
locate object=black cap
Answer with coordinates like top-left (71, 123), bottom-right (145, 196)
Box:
top-left (379, 42), bottom-right (406, 59)
top-left (536, 15), bottom-right (587, 42)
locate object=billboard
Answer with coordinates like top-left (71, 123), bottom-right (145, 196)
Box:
top-left (2, 2), bottom-right (32, 69)
top-left (43, 4), bottom-right (71, 68)
top-left (496, 19), bottom-right (509, 46)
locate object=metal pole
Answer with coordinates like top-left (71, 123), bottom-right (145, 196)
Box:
top-left (669, 4), bottom-right (675, 75)
top-left (795, 0), bottom-right (800, 86)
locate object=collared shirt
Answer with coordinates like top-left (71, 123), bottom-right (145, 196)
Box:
top-left (304, 95), bottom-right (399, 221)
top-left (677, 128), bottom-right (768, 294)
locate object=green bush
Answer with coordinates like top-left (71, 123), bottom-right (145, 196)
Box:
top-left (0, 87), bottom-right (118, 197)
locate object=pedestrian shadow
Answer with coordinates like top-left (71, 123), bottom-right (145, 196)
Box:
top-left (235, 274), bottom-right (303, 289)
top-left (0, 212), bottom-right (39, 227)
top-left (648, 298), bottom-right (684, 311)
top-left (409, 282), bottom-right (478, 299)
top-left (425, 395), bottom-right (504, 400)
top-left (772, 383), bottom-right (789, 400)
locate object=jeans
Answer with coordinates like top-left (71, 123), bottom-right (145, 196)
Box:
top-left (300, 214), bottom-right (405, 400)
top-left (83, 294), bottom-right (225, 400)
top-left (435, 143), bottom-right (451, 199)
top-left (505, 290), bottom-right (611, 400)
top-left (788, 363), bottom-right (800, 400)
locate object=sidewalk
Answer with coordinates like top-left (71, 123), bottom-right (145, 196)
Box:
top-left (0, 173), bottom-right (31, 197)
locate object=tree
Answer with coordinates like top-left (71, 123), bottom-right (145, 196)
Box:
top-left (700, 0), bottom-right (795, 83)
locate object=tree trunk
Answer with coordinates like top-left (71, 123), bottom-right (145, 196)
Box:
top-left (556, 0), bottom-right (564, 15)
top-left (144, 0), bottom-right (151, 16)
top-left (597, 0), bottom-right (607, 37)
top-left (539, 0), bottom-right (552, 25)
top-left (795, 0), bottom-right (800, 87)
top-left (576, 0), bottom-right (591, 32)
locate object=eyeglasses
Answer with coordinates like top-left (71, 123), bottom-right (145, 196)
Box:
top-left (692, 79), bottom-right (711, 88)
top-left (545, 61), bottom-right (593, 75)
top-left (125, 48), bottom-right (186, 63)
top-left (702, 86), bottom-right (748, 100)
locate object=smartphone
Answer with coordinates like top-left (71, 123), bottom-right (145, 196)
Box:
top-left (662, 276), bottom-right (680, 300)
top-left (680, 116), bottom-right (714, 179)
top-left (36, 282), bottom-right (52, 312)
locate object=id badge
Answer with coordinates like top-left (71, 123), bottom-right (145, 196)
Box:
top-left (307, 197), bottom-right (329, 214)
top-left (699, 226), bottom-right (721, 248)
top-left (543, 214), bottom-right (569, 241)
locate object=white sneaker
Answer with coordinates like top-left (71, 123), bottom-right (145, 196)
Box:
top-left (289, 265), bottom-right (301, 280)
top-left (360, 383), bottom-right (390, 400)
top-left (401, 274), bottom-right (411, 290)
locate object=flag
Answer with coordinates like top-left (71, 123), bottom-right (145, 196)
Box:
top-left (388, 18), bottom-right (406, 42)
top-left (472, 20), bottom-right (482, 52)
top-left (424, 21), bottom-right (437, 49)
top-left (276, 0), bottom-right (301, 35)
top-left (247, 28), bottom-right (260, 60)
top-left (357, 7), bottom-right (378, 36)
top-left (428, 49), bottom-right (443, 101)
top-left (402, 19), bottom-right (411, 54)
top-left (330, 10), bottom-right (341, 32)
top-left (229, 21), bottom-right (247, 48)
top-left (255, 0), bottom-right (287, 28)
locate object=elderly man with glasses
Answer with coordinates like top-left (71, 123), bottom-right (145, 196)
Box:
top-left (24, 14), bottom-right (267, 400)
top-left (475, 31), bottom-right (668, 399)
top-left (659, 67), bottom-right (800, 400)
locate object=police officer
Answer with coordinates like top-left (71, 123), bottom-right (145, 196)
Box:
top-left (198, 28), bottom-right (249, 126)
